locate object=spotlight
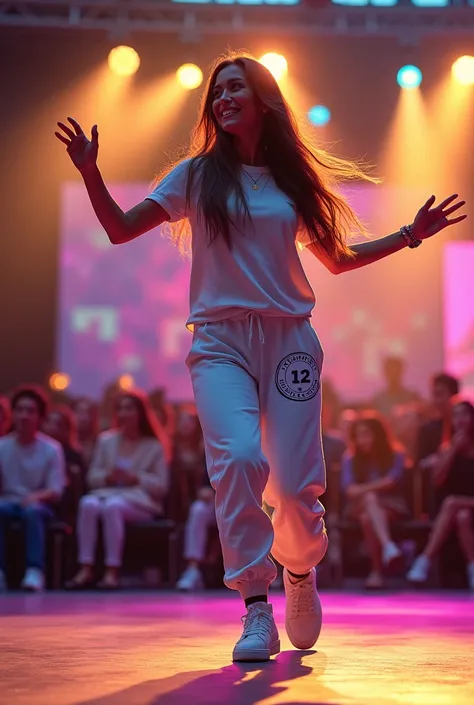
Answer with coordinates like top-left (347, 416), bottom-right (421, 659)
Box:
top-left (452, 56), bottom-right (474, 86)
top-left (118, 374), bottom-right (134, 390)
top-left (259, 53), bottom-right (288, 82)
top-left (308, 105), bottom-right (331, 127)
top-left (176, 64), bottom-right (203, 90)
top-left (108, 46), bottom-right (140, 77)
top-left (49, 372), bottom-right (71, 392)
top-left (397, 65), bottom-right (422, 89)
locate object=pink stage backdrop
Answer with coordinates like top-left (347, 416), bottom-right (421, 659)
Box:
top-left (59, 182), bottom-right (443, 401)
top-left (443, 242), bottom-right (474, 399)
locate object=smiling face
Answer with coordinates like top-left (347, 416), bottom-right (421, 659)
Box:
top-left (212, 63), bottom-right (264, 141)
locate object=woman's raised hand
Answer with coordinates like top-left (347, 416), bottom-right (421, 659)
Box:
top-left (55, 117), bottom-right (99, 173)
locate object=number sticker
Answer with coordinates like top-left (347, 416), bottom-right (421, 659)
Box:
top-left (275, 352), bottom-right (320, 402)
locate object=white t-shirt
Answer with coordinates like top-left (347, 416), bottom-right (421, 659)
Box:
top-left (0, 432), bottom-right (66, 502)
top-left (146, 160), bottom-right (315, 328)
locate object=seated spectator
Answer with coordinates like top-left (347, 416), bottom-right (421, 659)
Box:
top-left (390, 402), bottom-right (424, 464)
top-left (149, 387), bottom-right (176, 438)
top-left (176, 483), bottom-right (215, 592)
top-left (172, 403), bottom-right (206, 519)
top-left (71, 397), bottom-right (99, 469)
top-left (371, 356), bottom-right (421, 419)
top-left (407, 399), bottom-right (474, 590)
top-left (65, 389), bottom-right (170, 590)
top-left (417, 373), bottom-right (460, 471)
top-left (0, 397), bottom-right (12, 437)
top-left (0, 385), bottom-right (65, 592)
top-left (341, 412), bottom-right (408, 589)
top-left (43, 405), bottom-right (87, 525)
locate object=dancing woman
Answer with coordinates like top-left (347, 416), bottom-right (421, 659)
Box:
top-left (56, 53), bottom-right (466, 661)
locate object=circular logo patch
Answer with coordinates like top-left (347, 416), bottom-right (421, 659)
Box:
top-left (275, 352), bottom-right (320, 402)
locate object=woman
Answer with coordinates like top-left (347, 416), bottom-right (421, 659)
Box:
top-left (71, 397), bottom-right (99, 469)
top-left (43, 405), bottom-right (87, 525)
top-left (407, 399), bottom-right (474, 590)
top-left (173, 403), bottom-right (216, 591)
top-left (341, 413), bottom-right (408, 589)
top-left (172, 403), bottom-right (207, 514)
top-left (65, 389), bottom-right (170, 590)
top-left (56, 52), bottom-right (465, 661)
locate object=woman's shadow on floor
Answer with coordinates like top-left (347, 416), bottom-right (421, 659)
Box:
top-left (77, 649), bottom-right (341, 705)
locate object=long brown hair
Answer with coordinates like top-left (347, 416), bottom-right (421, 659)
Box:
top-left (114, 389), bottom-right (171, 463)
top-left (157, 52), bottom-right (377, 258)
top-left (349, 412), bottom-right (402, 484)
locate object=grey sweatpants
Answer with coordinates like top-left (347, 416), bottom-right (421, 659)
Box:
top-left (186, 313), bottom-right (328, 599)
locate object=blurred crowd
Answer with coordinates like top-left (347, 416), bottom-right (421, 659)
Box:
top-left (0, 355), bottom-right (473, 594)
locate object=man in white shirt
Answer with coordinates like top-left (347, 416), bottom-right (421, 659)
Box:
top-left (0, 386), bottom-right (66, 592)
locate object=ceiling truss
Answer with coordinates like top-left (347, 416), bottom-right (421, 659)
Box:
top-left (0, 0), bottom-right (473, 37)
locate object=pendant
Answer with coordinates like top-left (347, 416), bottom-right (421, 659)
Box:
top-left (252, 184), bottom-right (259, 191)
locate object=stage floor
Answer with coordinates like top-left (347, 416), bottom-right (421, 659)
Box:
top-left (1, 591), bottom-right (473, 705)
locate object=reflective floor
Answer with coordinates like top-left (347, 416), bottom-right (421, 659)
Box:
top-left (1, 591), bottom-right (473, 705)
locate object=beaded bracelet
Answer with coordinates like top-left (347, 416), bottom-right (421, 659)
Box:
top-left (400, 224), bottom-right (422, 249)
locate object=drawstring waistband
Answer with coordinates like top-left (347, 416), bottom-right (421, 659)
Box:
top-left (247, 312), bottom-right (265, 345)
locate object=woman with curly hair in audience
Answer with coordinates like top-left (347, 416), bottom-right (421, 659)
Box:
top-left (66, 389), bottom-right (170, 590)
top-left (341, 412), bottom-right (408, 589)
top-left (407, 398), bottom-right (474, 590)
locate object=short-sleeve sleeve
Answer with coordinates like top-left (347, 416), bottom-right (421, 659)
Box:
top-left (145, 159), bottom-right (191, 223)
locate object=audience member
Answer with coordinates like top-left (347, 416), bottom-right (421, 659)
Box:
top-left (43, 405), bottom-right (87, 524)
top-left (176, 483), bottom-right (215, 592)
top-left (172, 403), bottom-right (207, 517)
top-left (407, 399), bottom-right (474, 590)
top-left (417, 373), bottom-right (460, 470)
top-left (71, 396), bottom-right (99, 468)
top-left (0, 385), bottom-right (65, 592)
top-left (341, 412), bottom-right (408, 589)
top-left (0, 397), bottom-right (12, 436)
top-left (65, 389), bottom-right (170, 590)
top-left (149, 387), bottom-right (176, 438)
top-left (372, 356), bottom-right (420, 419)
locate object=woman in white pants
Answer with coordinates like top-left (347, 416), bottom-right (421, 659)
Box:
top-left (65, 389), bottom-right (169, 590)
top-left (56, 53), bottom-right (465, 660)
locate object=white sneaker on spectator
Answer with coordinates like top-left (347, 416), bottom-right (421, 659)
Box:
top-left (382, 542), bottom-right (404, 574)
top-left (283, 567), bottom-right (322, 650)
top-left (21, 568), bottom-right (45, 592)
top-left (0, 569), bottom-right (7, 592)
top-left (232, 602), bottom-right (280, 662)
top-left (176, 564), bottom-right (204, 591)
top-left (467, 562), bottom-right (474, 591)
top-left (406, 555), bottom-right (431, 584)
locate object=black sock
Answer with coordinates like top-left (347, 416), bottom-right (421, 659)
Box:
top-left (245, 594), bottom-right (267, 608)
top-left (288, 570), bottom-right (310, 580)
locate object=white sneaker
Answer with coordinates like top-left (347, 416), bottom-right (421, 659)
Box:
top-left (232, 602), bottom-right (280, 662)
top-left (21, 568), bottom-right (45, 592)
top-left (382, 542), bottom-right (404, 574)
top-left (176, 565), bottom-right (203, 591)
top-left (406, 555), bottom-right (431, 584)
top-left (467, 563), bottom-right (474, 591)
top-left (283, 568), bottom-right (322, 650)
top-left (0, 569), bottom-right (7, 592)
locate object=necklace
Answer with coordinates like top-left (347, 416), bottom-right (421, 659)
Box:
top-left (243, 170), bottom-right (271, 193)
top-left (243, 170), bottom-right (267, 191)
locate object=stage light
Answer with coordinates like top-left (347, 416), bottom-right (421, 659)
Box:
top-left (49, 372), bottom-right (71, 391)
top-left (259, 53), bottom-right (288, 82)
top-left (452, 56), bottom-right (474, 86)
top-left (176, 64), bottom-right (203, 90)
top-left (108, 46), bottom-right (140, 77)
top-left (397, 65), bottom-right (422, 89)
top-left (308, 105), bottom-right (331, 127)
top-left (118, 374), bottom-right (134, 390)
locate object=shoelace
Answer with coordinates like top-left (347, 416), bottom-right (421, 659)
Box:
top-left (288, 580), bottom-right (316, 617)
top-left (240, 609), bottom-right (272, 643)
